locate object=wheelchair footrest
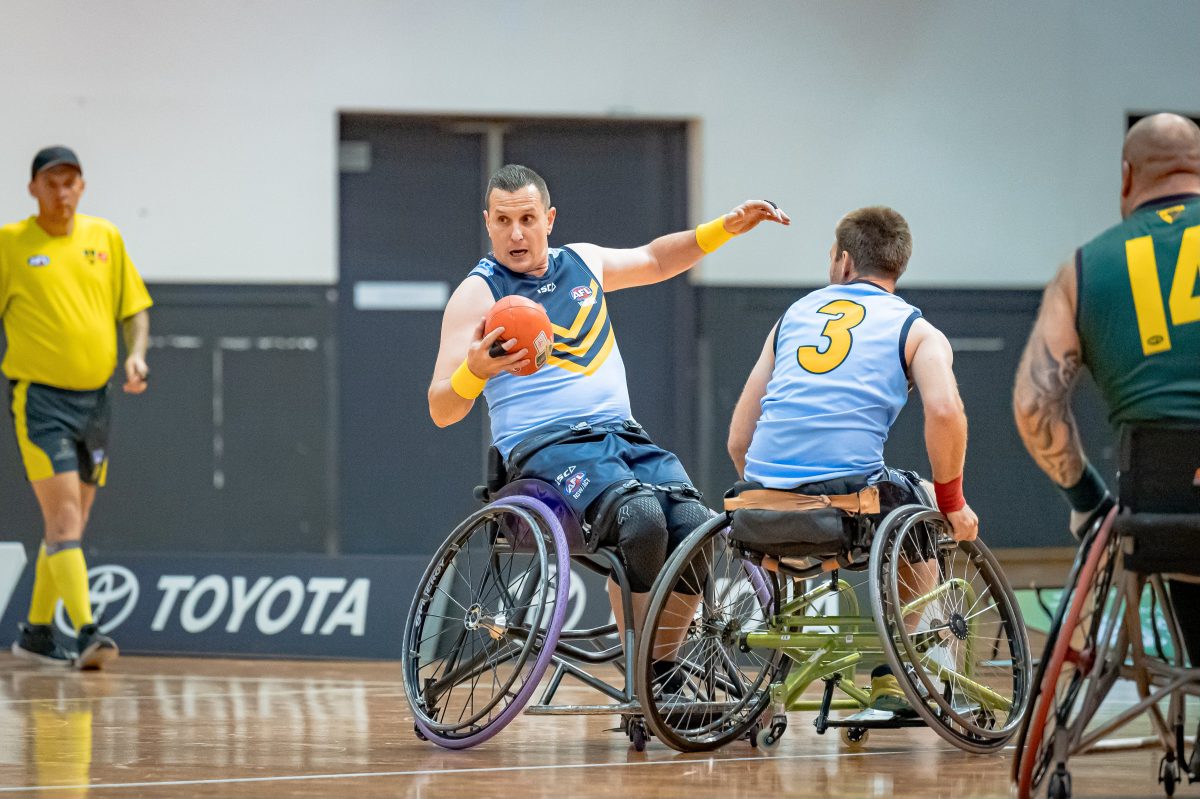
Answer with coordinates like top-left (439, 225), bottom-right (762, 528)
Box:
top-left (526, 701), bottom-right (641, 716)
top-left (823, 708), bottom-right (927, 729)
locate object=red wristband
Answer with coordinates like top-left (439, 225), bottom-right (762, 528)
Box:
top-left (933, 475), bottom-right (965, 514)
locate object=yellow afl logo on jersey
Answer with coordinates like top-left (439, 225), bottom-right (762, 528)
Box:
top-left (27, 255), bottom-right (50, 267)
top-left (1158, 205), bottom-right (1186, 224)
top-left (547, 279), bottom-right (615, 375)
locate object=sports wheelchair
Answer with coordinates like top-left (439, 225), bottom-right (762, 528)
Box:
top-left (633, 471), bottom-right (1032, 754)
top-left (401, 466), bottom-right (668, 750)
top-left (1012, 423), bottom-right (1200, 799)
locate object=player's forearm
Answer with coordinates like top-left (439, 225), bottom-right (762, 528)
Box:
top-left (642, 230), bottom-right (707, 283)
top-left (727, 434), bottom-right (751, 480)
top-left (923, 400), bottom-right (968, 482)
top-left (122, 311), bottom-right (149, 359)
top-left (727, 394), bottom-right (764, 480)
top-left (1013, 339), bottom-right (1086, 487)
top-left (428, 381), bottom-right (475, 428)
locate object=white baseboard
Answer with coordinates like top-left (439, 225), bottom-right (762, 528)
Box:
top-left (0, 543), bottom-right (29, 622)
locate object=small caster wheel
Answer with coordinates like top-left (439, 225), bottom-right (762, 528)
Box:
top-left (1048, 765), bottom-right (1071, 799)
top-left (839, 727), bottom-right (869, 748)
top-left (747, 719), bottom-right (764, 748)
top-left (629, 718), bottom-right (648, 752)
top-left (1161, 755), bottom-right (1178, 797)
top-left (754, 726), bottom-right (782, 753)
top-left (413, 723), bottom-right (428, 742)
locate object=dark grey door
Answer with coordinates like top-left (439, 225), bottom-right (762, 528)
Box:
top-left (338, 118), bottom-right (487, 555)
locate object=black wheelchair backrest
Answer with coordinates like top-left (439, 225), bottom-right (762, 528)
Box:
top-left (1118, 423), bottom-right (1200, 514)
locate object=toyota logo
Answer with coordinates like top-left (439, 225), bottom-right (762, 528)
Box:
top-left (54, 564), bottom-right (140, 636)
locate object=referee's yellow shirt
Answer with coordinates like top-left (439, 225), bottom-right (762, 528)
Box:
top-left (0, 214), bottom-right (153, 390)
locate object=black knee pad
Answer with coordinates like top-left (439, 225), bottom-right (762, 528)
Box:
top-left (660, 484), bottom-right (712, 595)
top-left (592, 482), bottom-right (668, 593)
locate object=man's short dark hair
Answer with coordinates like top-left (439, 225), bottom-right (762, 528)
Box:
top-left (835, 206), bottom-right (912, 280)
top-left (485, 164), bottom-right (550, 211)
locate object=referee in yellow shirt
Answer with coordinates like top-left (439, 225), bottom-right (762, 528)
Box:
top-left (1, 146), bottom-right (152, 670)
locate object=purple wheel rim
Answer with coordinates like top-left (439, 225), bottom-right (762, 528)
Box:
top-left (412, 496), bottom-right (570, 749)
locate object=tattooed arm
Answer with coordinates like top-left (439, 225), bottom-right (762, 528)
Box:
top-left (1013, 262), bottom-right (1087, 487)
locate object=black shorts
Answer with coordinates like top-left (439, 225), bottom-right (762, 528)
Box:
top-left (8, 380), bottom-right (111, 485)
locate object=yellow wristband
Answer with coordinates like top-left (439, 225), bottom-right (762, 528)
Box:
top-left (450, 360), bottom-right (487, 399)
top-left (696, 216), bottom-right (734, 253)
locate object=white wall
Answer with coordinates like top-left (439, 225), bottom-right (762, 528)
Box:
top-left (1, 0), bottom-right (1197, 287)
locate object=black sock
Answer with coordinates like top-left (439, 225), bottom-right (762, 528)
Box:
top-left (652, 659), bottom-right (685, 692)
top-left (652, 659), bottom-right (677, 680)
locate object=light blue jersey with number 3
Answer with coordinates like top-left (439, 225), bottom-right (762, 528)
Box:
top-left (744, 280), bottom-right (922, 487)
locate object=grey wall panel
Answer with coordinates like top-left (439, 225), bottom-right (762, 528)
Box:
top-left (0, 285), bottom-right (335, 555)
top-left (0, 279), bottom-right (1117, 558)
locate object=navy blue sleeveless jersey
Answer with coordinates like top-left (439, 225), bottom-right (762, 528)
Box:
top-left (469, 247), bottom-right (632, 457)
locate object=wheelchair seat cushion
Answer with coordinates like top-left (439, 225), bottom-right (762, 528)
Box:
top-left (723, 470), bottom-right (923, 559)
top-left (728, 506), bottom-right (855, 558)
top-left (1117, 514), bottom-right (1200, 576)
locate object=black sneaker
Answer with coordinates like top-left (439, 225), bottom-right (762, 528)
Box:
top-left (74, 623), bottom-right (119, 671)
top-left (10, 623), bottom-right (73, 667)
top-left (651, 660), bottom-right (690, 706)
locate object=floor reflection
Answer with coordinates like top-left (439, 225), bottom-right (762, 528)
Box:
top-left (0, 655), bottom-right (1177, 799)
top-left (0, 660), bottom-right (384, 796)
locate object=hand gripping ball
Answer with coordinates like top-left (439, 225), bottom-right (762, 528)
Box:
top-left (485, 295), bottom-right (554, 376)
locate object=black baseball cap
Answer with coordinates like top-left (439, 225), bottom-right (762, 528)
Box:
top-left (31, 146), bottom-right (82, 179)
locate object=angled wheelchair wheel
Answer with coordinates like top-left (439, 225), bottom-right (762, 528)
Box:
top-left (870, 505), bottom-right (1033, 754)
top-left (402, 495), bottom-right (570, 749)
top-left (1013, 506), bottom-right (1121, 799)
top-left (636, 514), bottom-right (790, 752)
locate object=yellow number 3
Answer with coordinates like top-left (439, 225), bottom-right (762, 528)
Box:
top-left (797, 300), bottom-right (866, 374)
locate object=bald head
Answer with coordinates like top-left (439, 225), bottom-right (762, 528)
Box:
top-left (1121, 113), bottom-right (1200, 216)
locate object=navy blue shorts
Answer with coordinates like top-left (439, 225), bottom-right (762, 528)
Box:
top-left (515, 433), bottom-right (693, 520)
top-left (8, 380), bottom-right (110, 485)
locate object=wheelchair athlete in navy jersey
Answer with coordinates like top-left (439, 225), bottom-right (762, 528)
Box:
top-left (428, 164), bottom-right (789, 681)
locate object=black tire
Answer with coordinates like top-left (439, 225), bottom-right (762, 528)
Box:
top-left (1013, 508), bottom-right (1122, 797)
top-left (870, 506), bottom-right (1033, 753)
top-left (402, 497), bottom-right (569, 747)
top-left (636, 515), bottom-right (790, 752)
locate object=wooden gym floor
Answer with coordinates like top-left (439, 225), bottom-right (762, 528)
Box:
top-left (0, 654), bottom-right (1178, 799)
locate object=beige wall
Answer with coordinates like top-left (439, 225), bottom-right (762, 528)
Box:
top-left (1, 0), bottom-right (1197, 286)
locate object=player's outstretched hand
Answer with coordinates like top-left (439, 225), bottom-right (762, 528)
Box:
top-left (466, 317), bottom-right (529, 379)
top-left (123, 354), bottom-right (149, 394)
top-left (722, 200), bottom-right (791, 234)
top-left (945, 504), bottom-right (979, 542)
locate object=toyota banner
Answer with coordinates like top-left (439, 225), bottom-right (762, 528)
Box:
top-left (0, 549), bottom-right (618, 659)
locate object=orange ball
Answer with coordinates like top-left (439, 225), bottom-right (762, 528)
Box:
top-left (485, 295), bottom-right (554, 376)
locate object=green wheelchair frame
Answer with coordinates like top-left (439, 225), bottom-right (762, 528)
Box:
top-left (636, 502), bottom-right (1033, 754)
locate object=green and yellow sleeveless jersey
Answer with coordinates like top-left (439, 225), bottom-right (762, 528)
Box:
top-left (1076, 193), bottom-right (1200, 426)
